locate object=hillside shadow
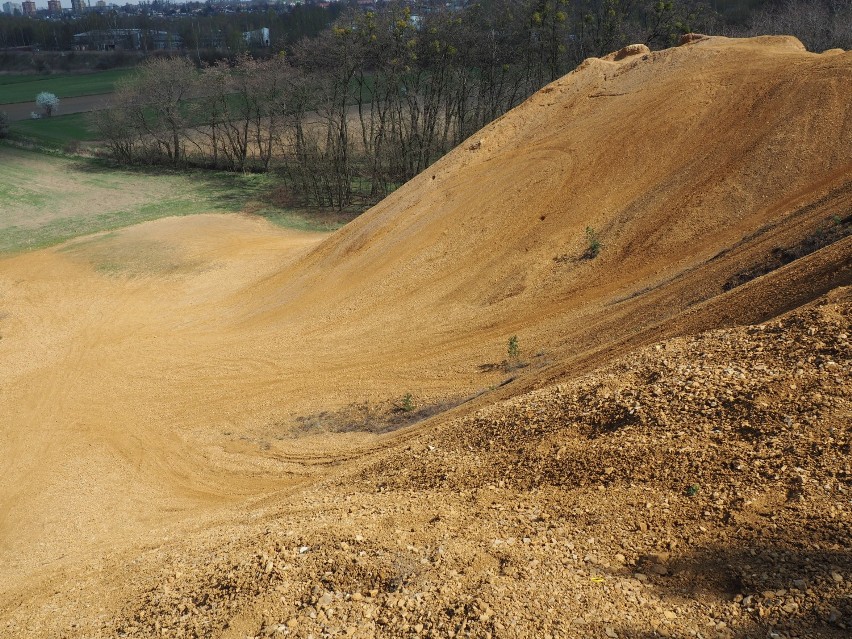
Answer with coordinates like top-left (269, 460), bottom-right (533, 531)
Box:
top-left (284, 397), bottom-right (468, 437)
top-left (603, 534), bottom-right (851, 638)
top-left (723, 212), bottom-right (852, 292)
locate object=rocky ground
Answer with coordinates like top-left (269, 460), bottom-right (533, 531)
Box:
top-left (73, 287), bottom-right (848, 639)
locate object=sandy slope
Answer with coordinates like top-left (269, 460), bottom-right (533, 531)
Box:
top-left (0, 36), bottom-right (850, 637)
top-left (0, 216), bottom-right (326, 580)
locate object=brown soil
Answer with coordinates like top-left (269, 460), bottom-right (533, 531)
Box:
top-left (2, 93), bottom-right (111, 122)
top-left (0, 36), bottom-right (849, 638)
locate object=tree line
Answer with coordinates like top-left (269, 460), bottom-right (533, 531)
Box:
top-left (0, 3), bottom-right (337, 53)
top-left (91, 0), bottom-right (852, 210)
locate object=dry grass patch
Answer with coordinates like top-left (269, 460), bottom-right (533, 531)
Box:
top-left (0, 145), bottom-right (347, 254)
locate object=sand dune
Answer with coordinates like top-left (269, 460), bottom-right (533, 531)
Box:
top-left (0, 36), bottom-right (849, 637)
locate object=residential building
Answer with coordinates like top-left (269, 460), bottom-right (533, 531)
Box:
top-left (73, 29), bottom-right (182, 51)
top-left (21, 0), bottom-right (35, 14)
top-left (47, 0), bottom-right (61, 13)
top-left (2, 2), bottom-right (23, 14)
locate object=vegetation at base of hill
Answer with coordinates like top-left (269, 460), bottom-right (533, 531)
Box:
top-left (0, 69), bottom-right (134, 105)
top-left (0, 146), bottom-right (344, 255)
top-left (87, 0), bottom-right (852, 212)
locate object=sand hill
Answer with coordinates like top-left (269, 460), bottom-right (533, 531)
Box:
top-left (0, 36), bottom-right (849, 638)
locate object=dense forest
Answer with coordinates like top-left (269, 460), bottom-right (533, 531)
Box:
top-left (1, 0), bottom-right (849, 55)
top-left (5, 0), bottom-right (850, 208)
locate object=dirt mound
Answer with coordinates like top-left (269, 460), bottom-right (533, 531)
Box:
top-left (85, 289), bottom-right (852, 639)
top-left (240, 35), bottom-right (851, 370)
top-left (0, 36), bottom-right (850, 638)
top-left (604, 43), bottom-right (652, 61)
top-left (370, 289), bottom-right (850, 498)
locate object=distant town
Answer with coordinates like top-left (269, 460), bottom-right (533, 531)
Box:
top-left (0, 0), bottom-right (465, 52)
top-left (2, 0), bottom-right (460, 18)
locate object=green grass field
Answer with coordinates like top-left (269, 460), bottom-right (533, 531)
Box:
top-left (0, 69), bottom-right (133, 105)
top-left (8, 112), bottom-right (98, 148)
top-left (0, 145), bottom-right (346, 255)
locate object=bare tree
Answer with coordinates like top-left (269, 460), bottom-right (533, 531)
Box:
top-left (748, 0), bottom-right (852, 51)
top-left (291, 18), bottom-right (363, 208)
top-left (90, 106), bottom-right (136, 163)
top-left (118, 57), bottom-right (197, 165)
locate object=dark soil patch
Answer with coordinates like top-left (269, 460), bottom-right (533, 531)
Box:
top-left (724, 214), bottom-right (851, 291)
top-left (287, 397), bottom-right (466, 436)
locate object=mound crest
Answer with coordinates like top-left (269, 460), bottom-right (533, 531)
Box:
top-left (244, 36), bottom-right (851, 378)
